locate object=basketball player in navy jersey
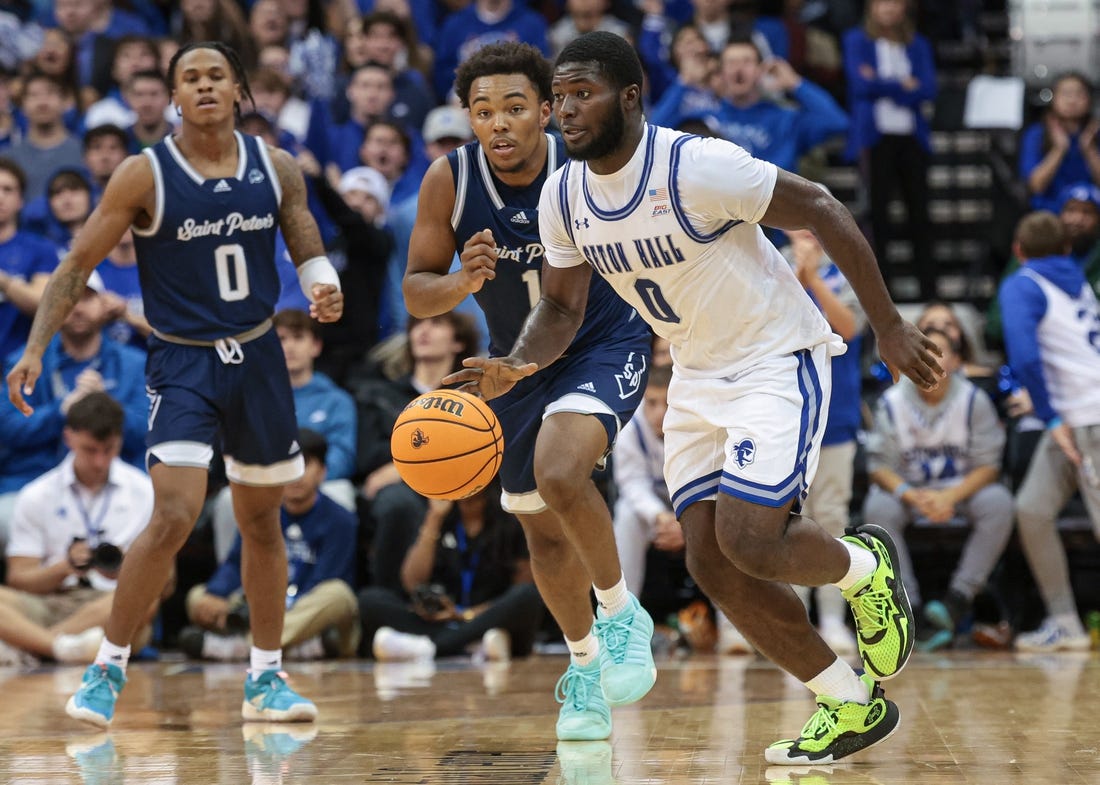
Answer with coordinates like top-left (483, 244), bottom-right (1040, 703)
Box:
top-left (7, 42), bottom-right (343, 728)
top-left (404, 42), bottom-right (654, 742)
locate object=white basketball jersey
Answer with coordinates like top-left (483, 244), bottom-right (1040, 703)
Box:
top-left (539, 124), bottom-right (839, 379)
top-left (881, 379), bottom-right (979, 488)
top-left (1021, 268), bottom-right (1100, 427)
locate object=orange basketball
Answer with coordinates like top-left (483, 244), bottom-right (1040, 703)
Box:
top-left (390, 389), bottom-right (504, 500)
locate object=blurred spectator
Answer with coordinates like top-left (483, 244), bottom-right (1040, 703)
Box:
top-left (1000, 212), bottom-right (1100, 652)
top-left (783, 221), bottom-right (863, 655)
top-left (123, 69), bottom-right (172, 151)
top-left (328, 64), bottom-right (403, 171)
top-left (48, 0), bottom-right (151, 89)
top-left (249, 0), bottom-right (289, 51)
top-left (432, 0), bottom-right (550, 100)
top-left (0, 272), bottom-right (148, 525)
top-left (357, 119), bottom-right (425, 205)
top-left (1019, 73), bottom-right (1100, 214)
top-left (0, 393), bottom-right (155, 666)
top-left (549, 0), bottom-right (631, 58)
top-left (212, 309), bottom-right (359, 560)
top-left (174, 0), bottom-right (256, 71)
top-left (915, 301), bottom-right (993, 381)
top-left (779, 0), bottom-right (843, 100)
top-left (300, 153), bottom-right (395, 382)
top-left (988, 184), bottom-right (1100, 346)
top-left (84, 34), bottom-right (159, 128)
top-left (41, 167), bottom-right (92, 252)
top-left (334, 11), bottom-right (435, 132)
top-left (356, 312), bottom-right (481, 590)
top-left (19, 27), bottom-right (80, 111)
top-left (285, 0), bottom-right (340, 101)
top-left (6, 71), bottom-right (83, 200)
top-left (0, 157), bottom-right (56, 362)
top-left (81, 124), bottom-right (128, 194)
top-left (0, 66), bottom-right (15, 150)
top-left (864, 328), bottom-right (1013, 650)
top-left (248, 66), bottom-right (309, 144)
top-left (96, 229), bottom-right (150, 350)
top-left (612, 364), bottom-right (683, 601)
top-left (644, 23), bottom-right (720, 117)
top-left (359, 484), bottom-right (544, 661)
top-left (843, 0), bottom-right (937, 300)
top-left (183, 430), bottom-right (360, 661)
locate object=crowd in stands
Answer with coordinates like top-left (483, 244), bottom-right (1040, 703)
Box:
top-left (2, 0), bottom-right (1100, 667)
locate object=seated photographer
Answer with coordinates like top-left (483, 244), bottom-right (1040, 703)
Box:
top-left (358, 481), bottom-right (544, 661)
top-left (0, 393), bottom-right (155, 666)
top-left (181, 430), bottom-right (360, 661)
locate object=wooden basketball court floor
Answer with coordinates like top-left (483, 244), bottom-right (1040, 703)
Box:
top-left (0, 650), bottom-right (1096, 784)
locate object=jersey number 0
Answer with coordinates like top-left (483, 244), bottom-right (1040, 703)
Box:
top-left (214, 244), bottom-right (250, 302)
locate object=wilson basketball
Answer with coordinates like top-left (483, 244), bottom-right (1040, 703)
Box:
top-left (391, 389), bottom-right (504, 500)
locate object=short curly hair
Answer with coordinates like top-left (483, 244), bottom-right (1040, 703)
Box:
top-left (453, 41), bottom-right (552, 109)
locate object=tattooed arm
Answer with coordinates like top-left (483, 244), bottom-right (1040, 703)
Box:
top-left (268, 146), bottom-right (343, 323)
top-left (6, 154), bottom-right (153, 415)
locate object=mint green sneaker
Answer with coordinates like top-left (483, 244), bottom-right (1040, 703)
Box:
top-left (66, 663), bottom-right (126, 728)
top-left (242, 671), bottom-right (318, 722)
top-left (841, 524), bottom-right (915, 681)
top-left (593, 594), bottom-right (656, 706)
top-left (764, 673), bottom-right (900, 764)
top-left (555, 661), bottom-right (611, 741)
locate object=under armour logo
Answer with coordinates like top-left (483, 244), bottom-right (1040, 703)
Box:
top-left (574, 217), bottom-right (589, 229)
top-left (732, 438), bottom-right (756, 469)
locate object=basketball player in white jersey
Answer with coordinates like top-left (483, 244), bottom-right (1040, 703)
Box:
top-left (448, 32), bottom-right (945, 765)
top-left (1001, 211), bottom-right (1100, 651)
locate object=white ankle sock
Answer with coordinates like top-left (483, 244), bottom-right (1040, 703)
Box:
top-left (594, 574), bottom-right (630, 617)
top-left (566, 633), bottom-right (600, 666)
top-left (803, 656), bottom-right (869, 703)
top-left (834, 540), bottom-right (878, 591)
top-left (250, 646), bottom-right (282, 676)
top-left (94, 638), bottom-right (131, 673)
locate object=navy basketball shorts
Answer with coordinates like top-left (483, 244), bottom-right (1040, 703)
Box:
top-left (491, 334), bottom-right (651, 514)
top-left (144, 330), bottom-right (304, 486)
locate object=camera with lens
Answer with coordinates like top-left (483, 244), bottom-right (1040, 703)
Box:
top-left (412, 583), bottom-right (452, 616)
top-left (70, 537), bottom-right (124, 572)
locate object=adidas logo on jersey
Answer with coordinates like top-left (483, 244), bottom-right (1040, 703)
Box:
top-left (577, 382), bottom-right (597, 393)
top-left (213, 179), bottom-right (232, 193)
top-left (289, 440), bottom-right (300, 454)
top-left (510, 211), bottom-right (530, 224)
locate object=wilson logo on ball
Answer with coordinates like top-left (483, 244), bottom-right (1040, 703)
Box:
top-left (406, 394), bottom-right (465, 417)
top-left (411, 428), bottom-right (429, 449)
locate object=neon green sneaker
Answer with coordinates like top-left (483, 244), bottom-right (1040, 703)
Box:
top-left (555, 661), bottom-right (611, 741)
top-left (764, 673), bottom-right (900, 764)
top-left (841, 523), bottom-right (915, 680)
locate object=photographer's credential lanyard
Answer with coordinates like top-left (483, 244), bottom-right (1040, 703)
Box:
top-left (455, 523), bottom-right (479, 609)
top-left (71, 484), bottom-right (114, 545)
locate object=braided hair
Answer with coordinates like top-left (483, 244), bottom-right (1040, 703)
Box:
top-left (166, 41), bottom-right (254, 119)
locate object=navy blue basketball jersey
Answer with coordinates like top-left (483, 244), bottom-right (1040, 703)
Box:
top-left (132, 132), bottom-right (282, 341)
top-left (449, 135), bottom-right (647, 356)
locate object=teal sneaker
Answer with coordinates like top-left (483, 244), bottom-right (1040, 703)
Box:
top-left (242, 671), bottom-right (318, 722)
top-left (840, 524), bottom-right (915, 681)
top-left (556, 739), bottom-right (614, 785)
top-left (593, 594), bottom-right (656, 706)
top-left (66, 733), bottom-right (121, 785)
top-left (765, 673), bottom-right (900, 764)
top-left (555, 661), bottom-right (611, 741)
top-left (243, 722), bottom-right (318, 782)
top-left (66, 663), bottom-right (126, 728)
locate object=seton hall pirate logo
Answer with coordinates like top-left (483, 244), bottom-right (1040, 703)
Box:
top-left (732, 438), bottom-right (756, 469)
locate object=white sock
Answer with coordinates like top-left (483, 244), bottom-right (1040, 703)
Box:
top-left (594, 574), bottom-right (630, 617)
top-left (249, 646), bottom-right (282, 676)
top-left (833, 540), bottom-right (878, 591)
top-left (94, 638), bottom-right (131, 673)
top-left (566, 633), bottom-right (600, 667)
top-left (803, 656), bottom-right (870, 703)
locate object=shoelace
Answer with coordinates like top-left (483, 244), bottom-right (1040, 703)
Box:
top-left (799, 703), bottom-right (839, 741)
top-left (555, 666), bottom-right (599, 710)
top-left (253, 671), bottom-right (295, 708)
top-left (850, 586), bottom-right (890, 636)
top-left (83, 666), bottom-right (120, 701)
top-left (592, 615), bottom-right (633, 663)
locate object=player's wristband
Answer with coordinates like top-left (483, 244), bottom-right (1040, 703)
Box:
top-left (893, 482), bottom-right (911, 500)
top-left (297, 256), bottom-right (341, 302)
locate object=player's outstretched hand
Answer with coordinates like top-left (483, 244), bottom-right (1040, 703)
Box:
top-left (6, 353), bottom-right (41, 416)
top-left (443, 355), bottom-right (539, 400)
top-left (457, 228), bottom-right (497, 294)
top-left (878, 319), bottom-right (945, 390)
top-left (310, 283), bottom-right (343, 323)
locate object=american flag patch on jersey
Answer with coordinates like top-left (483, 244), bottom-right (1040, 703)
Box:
top-left (648, 187), bottom-right (668, 201)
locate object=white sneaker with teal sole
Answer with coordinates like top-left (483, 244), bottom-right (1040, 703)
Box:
top-left (555, 661), bottom-right (611, 741)
top-left (242, 671), bottom-right (318, 722)
top-left (66, 663), bottom-right (127, 728)
top-left (593, 594), bottom-right (656, 706)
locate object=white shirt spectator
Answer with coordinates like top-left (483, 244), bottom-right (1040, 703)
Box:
top-left (7, 454), bottom-right (154, 591)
